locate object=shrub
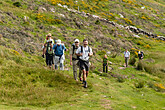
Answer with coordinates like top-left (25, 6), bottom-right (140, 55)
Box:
top-left (13, 50), bottom-right (20, 55)
top-left (129, 56), bottom-right (136, 66)
top-left (97, 50), bottom-right (106, 56)
top-left (144, 45), bottom-right (151, 49)
top-left (95, 20), bottom-right (100, 25)
top-left (148, 82), bottom-right (165, 92)
top-left (49, 19), bottom-right (63, 24)
top-left (143, 64), bottom-right (158, 74)
top-left (117, 76), bottom-right (125, 83)
top-left (123, 18), bottom-right (134, 25)
top-left (134, 80), bottom-right (145, 88)
top-left (13, 2), bottom-right (21, 7)
top-left (136, 40), bottom-right (144, 45)
top-left (137, 61), bottom-right (144, 70)
top-left (154, 83), bottom-right (165, 92)
top-left (111, 53), bottom-right (117, 58)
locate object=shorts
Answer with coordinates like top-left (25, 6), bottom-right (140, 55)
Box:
top-left (46, 53), bottom-right (54, 66)
top-left (79, 59), bottom-right (89, 71)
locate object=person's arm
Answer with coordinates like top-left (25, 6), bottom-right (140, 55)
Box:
top-left (76, 53), bottom-right (83, 56)
top-left (63, 45), bottom-right (68, 52)
top-left (75, 47), bottom-right (83, 56)
top-left (69, 47), bottom-right (73, 65)
top-left (88, 48), bottom-right (93, 56)
top-left (107, 59), bottom-right (108, 66)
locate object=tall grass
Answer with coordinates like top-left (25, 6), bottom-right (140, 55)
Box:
top-left (0, 46), bottom-right (82, 107)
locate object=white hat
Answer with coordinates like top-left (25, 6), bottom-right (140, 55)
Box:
top-left (57, 39), bottom-right (61, 45)
top-left (74, 39), bottom-right (79, 43)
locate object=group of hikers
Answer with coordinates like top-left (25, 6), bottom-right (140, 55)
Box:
top-left (42, 33), bottom-right (144, 88)
top-left (42, 33), bottom-right (93, 88)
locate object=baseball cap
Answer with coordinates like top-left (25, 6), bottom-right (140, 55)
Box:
top-left (74, 39), bottom-right (79, 43)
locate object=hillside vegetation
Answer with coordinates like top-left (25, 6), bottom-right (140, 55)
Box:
top-left (0, 0), bottom-right (165, 109)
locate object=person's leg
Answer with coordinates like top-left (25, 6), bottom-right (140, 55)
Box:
top-left (48, 56), bottom-right (52, 69)
top-left (106, 65), bottom-right (108, 73)
top-left (52, 55), bottom-right (55, 70)
top-left (126, 57), bottom-right (129, 67)
top-left (50, 55), bottom-right (54, 69)
top-left (125, 57), bottom-right (127, 67)
top-left (83, 69), bottom-right (86, 82)
top-left (103, 64), bottom-right (105, 72)
top-left (73, 60), bottom-right (78, 80)
top-left (83, 69), bottom-right (88, 88)
top-left (85, 61), bottom-right (89, 77)
top-left (60, 57), bottom-right (64, 70)
top-left (83, 61), bottom-right (89, 88)
top-left (46, 53), bottom-right (49, 66)
top-left (54, 56), bottom-right (59, 69)
top-left (77, 61), bottom-right (82, 81)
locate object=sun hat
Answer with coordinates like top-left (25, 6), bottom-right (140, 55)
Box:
top-left (56, 39), bottom-right (61, 45)
top-left (47, 33), bottom-right (52, 37)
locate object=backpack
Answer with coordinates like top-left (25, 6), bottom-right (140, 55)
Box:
top-left (54, 44), bottom-right (64, 55)
top-left (72, 44), bottom-right (81, 54)
top-left (80, 46), bottom-right (90, 53)
top-left (46, 43), bottom-right (53, 54)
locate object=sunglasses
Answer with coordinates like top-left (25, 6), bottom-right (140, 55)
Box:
top-left (75, 42), bottom-right (79, 43)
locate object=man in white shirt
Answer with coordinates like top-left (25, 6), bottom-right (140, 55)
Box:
top-left (124, 48), bottom-right (130, 67)
top-left (76, 39), bottom-right (93, 88)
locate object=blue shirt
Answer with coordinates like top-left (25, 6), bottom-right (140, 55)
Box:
top-left (53, 44), bottom-right (66, 56)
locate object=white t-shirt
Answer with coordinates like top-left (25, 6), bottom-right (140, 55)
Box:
top-left (76, 46), bottom-right (92, 61)
top-left (124, 51), bottom-right (130, 57)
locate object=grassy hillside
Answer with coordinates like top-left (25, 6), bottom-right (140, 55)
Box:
top-left (0, 0), bottom-right (165, 109)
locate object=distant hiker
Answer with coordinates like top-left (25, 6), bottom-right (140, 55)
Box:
top-left (103, 54), bottom-right (108, 73)
top-left (45, 40), bottom-right (54, 69)
top-left (76, 39), bottom-right (93, 88)
top-left (53, 39), bottom-right (67, 70)
top-left (138, 51), bottom-right (144, 60)
top-left (42, 33), bottom-right (54, 58)
top-left (70, 39), bottom-right (82, 81)
top-left (42, 33), bottom-right (55, 69)
top-left (124, 48), bottom-right (130, 67)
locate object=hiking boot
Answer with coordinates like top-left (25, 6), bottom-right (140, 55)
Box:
top-left (80, 77), bottom-right (82, 81)
top-left (84, 81), bottom-right (87, 88)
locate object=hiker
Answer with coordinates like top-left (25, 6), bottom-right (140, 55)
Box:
top-left (53, 39), bottom-right (68, 70)
top-left (42, 33), bottom-right (55, 69)
top-left (70, 39), bottom-right (82, 81)
top-left (138, 51), bottom-right (144, 60)
top-left (45, 40), bottom-right (54, 69)
top-left (124, 48), bottom-right (130, 67)
top-left (42, 33), bottom-right (54, 58)
top-left (103, 54), bottom-right (108, 73)
top-left (76, 39), bottom-right (93, 88)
